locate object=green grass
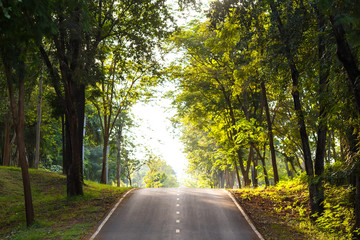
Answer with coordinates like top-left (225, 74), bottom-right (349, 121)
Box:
top-left (0, 166), bottom-right (132, 240)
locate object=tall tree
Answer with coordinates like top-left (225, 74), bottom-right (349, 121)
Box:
top-left (40, 0), bottom-right (174, 194)
top-left (93, 55), bottom-right (158, 184)
top-left (0, 0), bottom-right (47, 225)
top-left (324, 0), bottom-right (360, 234)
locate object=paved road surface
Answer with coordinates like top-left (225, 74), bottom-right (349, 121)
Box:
top-left (94, 188), bottom-right (261, 240)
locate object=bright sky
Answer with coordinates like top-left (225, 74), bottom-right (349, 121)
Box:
top-left (130, 2), bottom-right (207, 183)
top-left (131, 84), bottom-right (187, 181)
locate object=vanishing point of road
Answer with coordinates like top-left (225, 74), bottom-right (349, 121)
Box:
top-left (91, 188), bottom-right (262, 240)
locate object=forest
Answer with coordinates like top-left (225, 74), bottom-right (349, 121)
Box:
top-left (1, 0), bottom-right (360, 239)
top-left (169, 0), bottom-right (360, 238)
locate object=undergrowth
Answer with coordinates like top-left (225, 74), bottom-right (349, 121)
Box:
top-left (231, 177), bottom-right (356, 240)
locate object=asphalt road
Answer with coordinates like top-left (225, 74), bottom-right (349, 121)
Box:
top-left (93, 188), bottom-right (261, 240)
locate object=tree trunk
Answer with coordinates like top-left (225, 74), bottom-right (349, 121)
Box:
top-left (312, 7), bottom-right (330, 217)
top-left (248, 144), bottom-right (259, 188)
top-left (252, 146), bottom-right (258, 188)
top-left (66, 113), bottom-right (83, 195)
top-left (116, 126), bottom-right (123, 187)
top-left (269, 0), bottom-right (317, 216)
top-left (215, 78), bottom-right (251, 188)
top-left (128, 173), bottom-right (132, 187)
top-left (331, 131), bottom-right (337, 161)
top-left (2, 111), bottom-right (12, 166)
top-left (39, 12), bottom-right (84, 196)
top-left (4, 58), bottom-right (35, 226)
top-left (330, 17), bottom-right (360, 113)
top-left (221, 170), bottom-right (225, 188)
top-left (63, 116), bottom-right (72, 175)
top-left (11, 134), bottom-right (17, 166)
top-left (101, 133), bottom-right (109, 184)
top-left (255, 146), bottom-right (270, 187)
top-left (75, 84), bottom-right (85, 181)
top-left (225, 168), bottom-right (234, 188)
top-left (339, 131), bottom-right (346, 162)
top-left (34, 74), bottom-right (43, 169)
top-left (217, 171), bottom-right (221, 188)
top-left (330, 16), bottom-right (360, 236)
top-left (261, 81), bottom-right (279, 184)
top-left (326, 132), bottom-right (331, 164)
top-left (17, 68), bottom-right (35, 226)
top-left (64, 81), bottom-right (83, 196)
top-left (230, 171), bottom-right (235, 189)
top-left (285, 161), bottom-right (294, 179)
top-left (237, 149), bottom-right (251, 187)
top-left (288, 156), bottom-right (298, 175)
top-left (234, 158), bottom-right (242, 188)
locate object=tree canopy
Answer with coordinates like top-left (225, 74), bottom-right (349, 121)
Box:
top-left (2, 0), bottom-right (360, 238)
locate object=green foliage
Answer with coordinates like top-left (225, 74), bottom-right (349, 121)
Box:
top-left (143, 154), bottom-right (179, 188)
top-left (314, 184), bottom-right (355, 238)
top-left (232, 177), bottom-right (355, 239)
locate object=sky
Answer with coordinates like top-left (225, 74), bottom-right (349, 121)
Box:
top-left (130, 2), bottom-right (207, 183)
top-left (130, 84), bottom-right (187, 182)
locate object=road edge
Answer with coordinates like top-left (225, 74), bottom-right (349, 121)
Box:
top-left (89, 188), bottom-right (136, 240)
top-left (223, 189), bottom-right (265, 240)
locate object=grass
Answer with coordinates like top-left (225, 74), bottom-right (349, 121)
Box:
top-left (0, 166), bottom-right (132, 240)
top-left (230, 178), bottom-right (355, 240)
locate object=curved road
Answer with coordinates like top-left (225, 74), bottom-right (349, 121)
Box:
top-left (93, 188), bottom-right (261, 240)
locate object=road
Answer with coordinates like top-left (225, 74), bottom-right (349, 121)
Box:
top-left (93, 188), bottom-right (261, 240)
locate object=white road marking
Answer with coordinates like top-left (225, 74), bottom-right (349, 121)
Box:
top-left (223, 189), bottom-right (265, 240)
top-left (176, 204), bottom-right (180, 207)
top-left (177, 197), bottom-right (179, 200)
top-left (89, 189), bottom-right (135, 240)
top-left (176, 229), bottom-right (180, 233)
top-left (176, 219), bottom-right (180, 223)
top-left (176, 211), bottom-right (180, 214)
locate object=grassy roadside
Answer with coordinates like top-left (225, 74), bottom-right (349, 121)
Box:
top-left (0, 166), bottom-right (132, 240)
top-left (230, 178), bottom-right (354, 240)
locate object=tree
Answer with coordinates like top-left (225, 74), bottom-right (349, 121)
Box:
top-left (0, 0), bottom-right (48, 226)
top-left (322, 0), bottom-right (360, 234)
top-left (92, 54), bottom-right (159, 184)
top-left (143, 154), bottom-right (178, 188)
top-left (34, 72), bottom-right (43, 169)
top-left (39, 0), bottom-right (174, 194)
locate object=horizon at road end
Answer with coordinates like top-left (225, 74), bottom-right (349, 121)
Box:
top-left (129, 2), bottom-right (208, 187)
top-left (130, 84), bottom-right (188, 186)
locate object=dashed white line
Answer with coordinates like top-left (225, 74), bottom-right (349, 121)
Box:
top-left (176, 204), bottom-right (180, 207)
top-left (177, 198), bottom-right (179, 201)
top-left (176, 219), bottom-right (180, 223)
top-left (176, 229), bottom-right (180, 233)
top-left (176, 211), bottom-right (180, 214)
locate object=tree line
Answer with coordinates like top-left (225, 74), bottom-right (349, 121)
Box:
top-left (0, 0), bottom-right (175, 227)
top-left (170, 0), bottom-right (360, 237)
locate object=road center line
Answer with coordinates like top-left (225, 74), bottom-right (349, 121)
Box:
top-left (176, 229), bottom-right (180, 233)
